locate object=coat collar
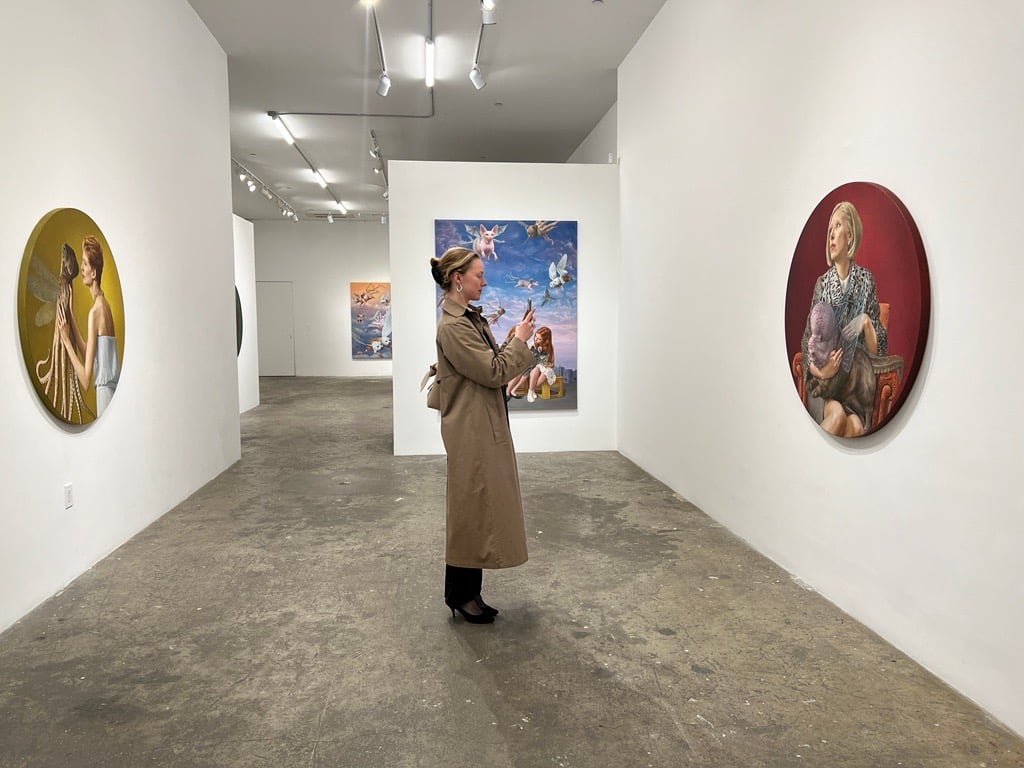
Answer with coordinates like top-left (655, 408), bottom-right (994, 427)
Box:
top-left (441, 297), bottom-right (483, 318)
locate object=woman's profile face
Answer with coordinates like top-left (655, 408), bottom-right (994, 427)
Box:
top-left (458, 259), bottom-right (486, 301)
top-left (828, 212), bottom-right (851, 263)
top-left (81, 253), bottom-right (96, 287)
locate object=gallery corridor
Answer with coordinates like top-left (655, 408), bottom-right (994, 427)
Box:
top-left (0, 378), bottom-right (1020, 767)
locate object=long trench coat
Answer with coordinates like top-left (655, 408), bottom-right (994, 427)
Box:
top-left (435, 298), bottom-right (536, 568)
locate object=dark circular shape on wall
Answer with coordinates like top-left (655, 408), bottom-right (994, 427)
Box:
top-left (18, 208), bottom-right (126, 426)
top-left (235, 287), bottom-right (243, 357)
top-left (784, 182), bottom-right (930, 438)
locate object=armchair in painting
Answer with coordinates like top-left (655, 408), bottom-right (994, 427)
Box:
top-left (791, 302), bottom-right (904, 430)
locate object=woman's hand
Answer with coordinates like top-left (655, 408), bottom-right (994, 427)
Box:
top-left (514, 308), bottom-right (536, 343)
top-left (813, 347), bottom-right (843, 379)
top-left (842, 312), bottom-right (879, 355)
top-left (56, 303), bottom-right (71, 346)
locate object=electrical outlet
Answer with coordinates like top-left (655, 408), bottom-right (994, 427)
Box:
top-left (63, 483), bottom-right (73, 509)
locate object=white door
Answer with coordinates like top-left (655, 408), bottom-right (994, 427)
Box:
top-left (256, 281), bottom-right (296, 376)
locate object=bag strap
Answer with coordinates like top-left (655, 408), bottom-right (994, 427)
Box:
top-left (419, 363), bottom-right (438, 391)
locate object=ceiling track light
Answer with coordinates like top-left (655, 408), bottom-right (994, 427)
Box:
top-left (369, 2), bottom-right (390, 97)
top-left (233, 158), bottom-right (297, 219)
top-left (470, 24), bottom-right (487, 89)
top-left (481, 0), bottom-right (496, 25)
top-left (327, 214), bottom-right (334, 224)
top-left (268, 111), bottom-right (295, 145)
top-left (424, 38), bottom-right (435, 88)
top-left (264, 115), bottom-right (343, 218)
top-left (469, 64), bottom-right (485, 90)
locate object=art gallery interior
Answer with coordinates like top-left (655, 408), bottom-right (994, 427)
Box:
top-left (1, 0), bottom-right (1022, 764)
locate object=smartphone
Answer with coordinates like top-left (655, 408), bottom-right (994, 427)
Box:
top-left (525, 297), bottom-right (532, 315)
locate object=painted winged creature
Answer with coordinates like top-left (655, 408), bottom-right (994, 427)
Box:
top-left (464, 223), bottom-right (507, 261)
top-left (525, 220), bottom-right (558, 241)
top-left (548, 253), bottom-right (572, 289)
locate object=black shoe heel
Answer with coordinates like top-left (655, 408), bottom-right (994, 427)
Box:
top-left (447, 603), bottom-right (494, 624)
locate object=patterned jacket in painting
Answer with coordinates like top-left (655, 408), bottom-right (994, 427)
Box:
top-left (801, 262), bottom-right (887, 379)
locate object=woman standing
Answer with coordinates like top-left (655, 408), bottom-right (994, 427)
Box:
top-left (430, 246), bottom-right (537, 624)
top-left (800, 201), bottom-right (887, 437)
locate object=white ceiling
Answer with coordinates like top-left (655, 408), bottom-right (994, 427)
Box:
top-left (187, 0), bottom-right (667, 222)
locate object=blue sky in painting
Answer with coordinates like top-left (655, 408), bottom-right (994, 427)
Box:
top-left (434, 219), bottom-right (578, 371)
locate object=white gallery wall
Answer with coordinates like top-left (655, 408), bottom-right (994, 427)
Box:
top-left (0, 2), bottom-right (240, 631)
top-left (254, 221), bottom-right (391, 377)
top-left (568, 103), bottom-right (617, 165)
top-left (616, 0), bottom-right (1024, 734)
top-left (389, 161), bottom-right (619, 456)
top-left (234, 215), bottom-right (260, 412)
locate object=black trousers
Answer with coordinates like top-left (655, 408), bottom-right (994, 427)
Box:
top-left (444, 564), bottom-right (482, 607)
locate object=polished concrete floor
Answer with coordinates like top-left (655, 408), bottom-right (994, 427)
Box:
top-left (1, 377), bottom-right (1021, 767)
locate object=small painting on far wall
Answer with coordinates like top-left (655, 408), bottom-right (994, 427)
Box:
top-left (434, 219), bottom-right (578, 411)
top-left (784, 182), bottom-right (930, 438)
top-left (18, 208), bottom-right (125, 426)
top-left (351, 281), bottom-right (392, 359)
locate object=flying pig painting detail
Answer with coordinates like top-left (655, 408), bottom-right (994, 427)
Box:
top-left (435, 219), bottom-right (578, 411)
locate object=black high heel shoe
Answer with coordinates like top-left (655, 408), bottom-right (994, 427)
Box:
top-left (475, 595), bottom-right (499, 616)
top-left (447, 602), bottom-right (494, 624)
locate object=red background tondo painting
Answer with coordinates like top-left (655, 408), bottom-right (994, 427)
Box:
top-left (784, 182), bottom-right (930, 430)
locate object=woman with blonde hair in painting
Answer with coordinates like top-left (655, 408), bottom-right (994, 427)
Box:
top-left (430, 246), bottom-right (537, 624)
top-left (800, 201), bottom-right (886, 437)
top-left (57, 235), bottom-right (119, 417)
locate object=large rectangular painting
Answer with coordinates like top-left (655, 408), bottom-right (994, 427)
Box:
top-left (434, 220), bottom-right (578, 411)
top-left (351, 281), bottom-right (392, 359)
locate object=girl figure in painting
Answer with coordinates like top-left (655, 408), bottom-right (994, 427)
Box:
top-left (57, 235), bottom-right (119, 417)
top-left (800, 201), bottom-right (887, 437)
top-left (504, 326), bottom-right (556, 403)
top-left (430, 246), bottom-right (537, 624)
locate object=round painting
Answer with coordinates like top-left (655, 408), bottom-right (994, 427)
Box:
top-left (18, 209), bottom-right (125, 426)
top-left (235, 287), bottom-right (243, 356)
top-left (784, 183), bottom-right (930, 438)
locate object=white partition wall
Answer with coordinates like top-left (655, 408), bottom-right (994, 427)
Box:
top-left (0, 1), bottom-right (239, 631)
top-left (254, 221), bottom-right (391, 377)
top-left (389, 161), bottom-right (619, 456)
top-left (234, 215), bottom-right (260, 412)
top-left (616, 0), bottom-right (1024, 735)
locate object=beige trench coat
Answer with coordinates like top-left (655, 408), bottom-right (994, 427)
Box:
top-left (435, 298), bottom-right (536, 568)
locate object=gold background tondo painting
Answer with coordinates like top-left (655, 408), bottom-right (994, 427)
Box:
top-left (18, 208), bottom-right (125, 426)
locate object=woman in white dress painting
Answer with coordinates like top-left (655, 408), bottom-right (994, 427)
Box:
top-left (57, 235), bottom-right (119, 417)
